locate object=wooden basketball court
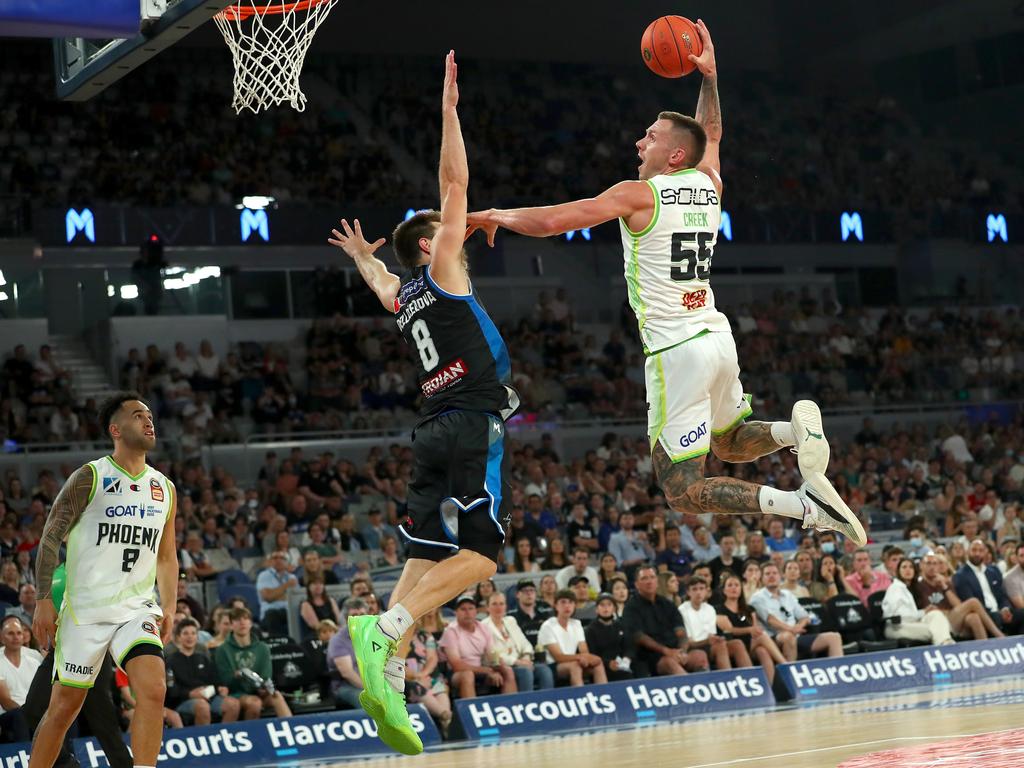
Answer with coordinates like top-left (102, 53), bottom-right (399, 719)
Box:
top-left (314, 677), bottom-right (1024, 768)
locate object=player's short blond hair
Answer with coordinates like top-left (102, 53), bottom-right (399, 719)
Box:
top-left (658, 110), bottom-right (707, 168)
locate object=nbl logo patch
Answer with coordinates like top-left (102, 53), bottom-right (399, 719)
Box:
top-left (103, 477), bottom-right (122, 495)
top-left (150, 478), bottom-right (164, 502)
top-left (141, 621), bottom-right (158, 636)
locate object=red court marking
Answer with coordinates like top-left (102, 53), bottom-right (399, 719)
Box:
top-left (839, 728), bottom-right (1024, 768)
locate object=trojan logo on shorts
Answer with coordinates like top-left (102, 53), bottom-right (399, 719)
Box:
top-left (142, 621), bottom-right (159, 636)
top-left (681, 289), bottom-right (707, 311)
top-left (680, 422), bottom-right (707, 449)
top-left (150, 478), bottom-right (165, 502)
top-left (103, 477), bottom-right (122, 495)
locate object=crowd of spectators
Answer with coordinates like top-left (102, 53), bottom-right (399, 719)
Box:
top-left (2, 408), bottom-right (1024, 741)
top-left (3, 43), bottom-right (1020, 217)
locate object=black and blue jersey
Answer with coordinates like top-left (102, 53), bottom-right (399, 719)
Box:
top-left (395, 265), bottom-right (519, 422)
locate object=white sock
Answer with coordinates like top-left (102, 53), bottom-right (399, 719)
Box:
top-left (758, 486), bottom-right (806, 520)
top-left (376, 603), bottom-right (414, 643)
top-left (770, 422), bottom-right (796, 447)
top-left (385, 656), bottom-right (406, 694)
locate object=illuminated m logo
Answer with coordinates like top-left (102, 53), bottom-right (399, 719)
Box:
top-left (719, 211), bottom-right (733, 241)
top-left (840, 211), bottom-right (863, 242)
top-left (240, 208), bottom-right (269, 242)
top-left (65, 208), bottom-right (95, 243)
top-left (565, 228), bottom-right (591, 241)
top-left (987, 213), bottom-right (1007, 243)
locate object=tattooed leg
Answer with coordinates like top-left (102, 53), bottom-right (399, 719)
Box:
top-left (654, 443), bottom-right (766, 516)
top-left (711, 421), bottom-right (784, 463)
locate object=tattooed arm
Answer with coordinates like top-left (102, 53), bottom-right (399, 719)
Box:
top-left (688, 19), bottom-right (723, 194)
top-left (33, 464), bottom-right (93, 650)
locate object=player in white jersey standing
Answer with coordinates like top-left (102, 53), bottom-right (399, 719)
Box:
top-left (30, 392), bottom-right (178, 768)
top-left (467, 20), bottom-right (865, 546)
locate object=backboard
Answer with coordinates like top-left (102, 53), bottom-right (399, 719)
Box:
top-left (37, 0), bottom-right (233, 101)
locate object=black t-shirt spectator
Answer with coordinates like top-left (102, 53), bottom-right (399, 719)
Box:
top-left (339, 531), bottom-right (367, 552)
top-left (708, 555), bottom-right (740, 585)
top-left (655, 547), bottom-right (693, 578)
top-left (0, 583), bottom-right (18, 605)
top-left (566, 516), bottom-right (598, 548)
top-left (716, 604), bottom-right (754, 650)
top-left (510, 603), bottom-right (553, 653)
top-left (299, 469), bottom-right (334, 499)
top-left (585, 616), bottom-right (629, 667)
top-left (508, 518), bottom-right (545, 545)
top-left (166, 649), bottom-right (218, 708)
top-left (621, 594), bottom-right (683, 659)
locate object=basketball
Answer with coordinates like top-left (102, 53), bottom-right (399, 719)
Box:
top-left (641, 15), bottom-right (703, 78)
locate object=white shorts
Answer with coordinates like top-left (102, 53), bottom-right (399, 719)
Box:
top-left (53, 605), bottom-right (163, 688)
top-left (645, 330), bottom-right (752, 462)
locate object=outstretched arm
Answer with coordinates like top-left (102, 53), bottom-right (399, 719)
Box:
top-left (466, 180), bottom-right (651, 246)
top-left (328, 218), bottom-right (400, 312)
top-left (430, 50), bottom-right (471, 294)
top-left (688, 19), bottom-right (723, 194)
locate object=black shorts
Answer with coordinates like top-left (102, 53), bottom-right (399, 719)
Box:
top-left (401, 410), bottom-right (508, 563)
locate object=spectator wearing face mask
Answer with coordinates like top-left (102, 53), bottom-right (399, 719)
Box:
top-left (584, 593), bottom-right (633, 681)
top-left (904, 524), bottom-right (933, 561)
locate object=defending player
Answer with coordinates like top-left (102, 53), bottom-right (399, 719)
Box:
top-left (326, 51), bottom-right (518, 755)
top-left (29, 392), bottom-right (178, 768)
top-left (466, 21), bottom-right (865, 546)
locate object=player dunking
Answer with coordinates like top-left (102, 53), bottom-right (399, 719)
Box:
top-left (326, 51), bottom-right (517, 755)
top-left (466, 21), bottom-right (865, 545)
top-left (30, 392), bottom-right (178, 768)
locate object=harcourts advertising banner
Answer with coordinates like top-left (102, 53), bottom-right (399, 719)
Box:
top-left (778, 637), bottom-right (1024, 703)
top-left (0, 705), bottom-right (439, 767)
top-left (456, 668), bottom-right (773, 741)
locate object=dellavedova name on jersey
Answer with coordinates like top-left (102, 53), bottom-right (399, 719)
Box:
top-left (395, 291), bottom-right (437, 332)
top-left (96, 522), bottom-right (160, 552)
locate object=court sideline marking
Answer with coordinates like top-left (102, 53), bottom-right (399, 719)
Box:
top-left (681, 727), bottom-right (1022, 768)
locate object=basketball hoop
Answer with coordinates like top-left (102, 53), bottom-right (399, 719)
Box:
top-left (213, 0), bottom-right (340, 114)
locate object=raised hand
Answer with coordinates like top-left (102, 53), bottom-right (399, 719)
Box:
top-left (328, 218), bottom-right (386, 260)
top-left (687, 19), bottom-right (717, 78)
top-left (443, 49), bottom-right (459, 110)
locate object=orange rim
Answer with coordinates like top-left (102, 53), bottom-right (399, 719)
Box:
top-left (218, 0), bottom-right (332, 21)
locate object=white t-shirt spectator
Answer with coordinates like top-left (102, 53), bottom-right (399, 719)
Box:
top-left (171, 352), bottom-right (198, 378)
top-left (537, 616), bottom-right (586, 664)
top-left (0, 648), bottom-right (43, 709)
top-left (679, 601), bottom-right (718, 643)
top-left (195, 351), bottom-right (220, 379)
top-left (49, 410), bottom-right (80, 440)
top-left (941, 434), bottom-right (973, 464)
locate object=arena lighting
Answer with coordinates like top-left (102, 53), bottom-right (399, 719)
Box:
top-left (163, 266), bottom-right (221, 291)
top-left (840, 211), bottom-right (864, 242)
top-left (119, 284), bottom-right (139, 299)
top-left (107, 285), bottom-right (115, 297)
top-left (719, 211), bottom-right (733, 241)
top-left (236, 195), bottom-right (275, 210)
top-left (0, 292), bottom-right (8, 302)
top-left (0, 269), bottom-right (5, 286)
top-left (404, 208), bottom-right (416, 221)
top-left (240, 208), bottom-right (270, 242)
top-left (65, 207), bottom-right (96, 243)
top-left (564, 228), bottom-right (591, 241)
top-left (986, 213), bottom-right (1008, 243)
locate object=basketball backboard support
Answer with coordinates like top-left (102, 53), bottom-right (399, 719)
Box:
top-left (51, 0), bottom-right (232, 101)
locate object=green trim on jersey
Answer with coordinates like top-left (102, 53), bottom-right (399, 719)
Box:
top-left (669, 168), bottom-right (699, 176)
top-left (85, 463), bottom-right (97, 506)
top-left (648, 353), bottom-right (668, 449)
top-left (105, 455), bottom-right (147, 482)
top-left (711, 393), bottom-right (754, 436)
top-left (625, 237), bottom-right (649, 351)
top-left (646, 328), bottom-right (711, 357)
top-left (620, 179), bottom-right (660, 238)
top-left (669, 446), bottom-right (710, 464)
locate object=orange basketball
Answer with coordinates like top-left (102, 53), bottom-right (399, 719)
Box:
top-left (641, 15), bottom-right (703, 78)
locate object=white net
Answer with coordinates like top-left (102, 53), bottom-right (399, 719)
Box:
top-left (213, 0), bottom-right (340, 114)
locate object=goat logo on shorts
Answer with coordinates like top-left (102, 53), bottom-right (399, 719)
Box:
top-left (679, 421), bottom-right (708, 448)
top-left (142, 621), bottom-right (158, 636)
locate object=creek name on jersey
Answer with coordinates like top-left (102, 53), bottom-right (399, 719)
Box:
top-left (394, 275), bottom-right (438, 331)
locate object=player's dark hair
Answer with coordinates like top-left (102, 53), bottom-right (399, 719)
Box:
top-left (392, 210), bottom-right (441, 270)
top-left (99, 391), bottom-right (146, 429)
top-left (658, 110), bottom-right (707, 168)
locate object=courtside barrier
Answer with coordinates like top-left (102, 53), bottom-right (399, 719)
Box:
top-left (454, 667), bottom-right (774, 742)
top-left (0, 704), bottom-right (439, 768)
top-left (778, 636), bottom-right (1024, 703)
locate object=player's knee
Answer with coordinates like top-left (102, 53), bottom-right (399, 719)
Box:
top-left (134, 679), bottom-right (167, 707)
top-left (710, 432), bottom-right (739, 462)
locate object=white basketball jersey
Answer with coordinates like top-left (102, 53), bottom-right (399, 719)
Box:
top-left (619, 168), bottom-right (731, 354)
top-left (64, 456), bottom-right (172, 624)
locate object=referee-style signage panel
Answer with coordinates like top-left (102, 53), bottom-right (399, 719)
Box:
top-left (0, 706), bottom-right (439, 767)
top-left (455, 668), bottom-right (774, 742)
top-left (778, 637), bottom-right (1024, 703)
